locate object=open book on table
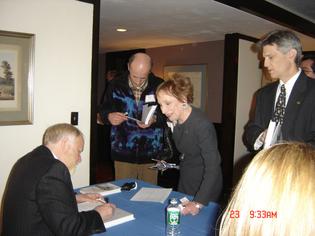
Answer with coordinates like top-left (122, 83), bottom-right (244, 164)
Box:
top-left (79, 182), bottom-right (121, 196)
top-left (78, 201), bottom-right (135, 228)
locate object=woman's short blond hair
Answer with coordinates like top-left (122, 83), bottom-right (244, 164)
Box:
top-left (42, 123), bottom-right (83, 145)
top-left (157, 73), bottom-right (193, 103)
top-left (220, 142), bottom-right (315, 236)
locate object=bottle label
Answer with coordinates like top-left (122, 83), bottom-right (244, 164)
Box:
top-left (167, 207), bottom-right (180, 225)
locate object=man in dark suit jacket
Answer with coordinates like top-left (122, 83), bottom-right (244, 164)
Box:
top-left (1, 123), bottom-right (115, 236)
top-left (244, 30), bottom-right (315, 151)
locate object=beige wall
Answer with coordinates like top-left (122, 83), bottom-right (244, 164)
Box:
top-left (0, 0), bottom-right (93, 202)
top-left (297, 33), bottom-right (315, 51)
top-left (147, 41), bottom-right (224, 123)
top-left (234, 39), bottom-right (262, 165)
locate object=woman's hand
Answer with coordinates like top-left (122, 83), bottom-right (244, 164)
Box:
top-left (181, 201), bottom-right (203, 216)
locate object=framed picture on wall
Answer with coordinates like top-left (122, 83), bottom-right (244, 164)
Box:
top-left (164, 64), bottom-right (207, 111)
top-left (0, 30), bottom-right (35, 125)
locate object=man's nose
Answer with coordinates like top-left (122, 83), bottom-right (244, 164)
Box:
top-left (136, 78), bottom-right (144, 85)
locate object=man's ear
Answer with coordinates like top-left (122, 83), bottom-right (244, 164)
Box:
top-left (288, 48), bottom-right (297, 62)
top-left (53, 137), bottom-right (69, 167)
top-left (59, 136), bottom-right (70, 152)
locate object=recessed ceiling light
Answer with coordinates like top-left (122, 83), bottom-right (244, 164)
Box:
top-left (116, 28), bottom-right (127, 32)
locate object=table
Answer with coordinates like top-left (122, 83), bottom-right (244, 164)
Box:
top-left (91, 179), bottom-right (220, 236)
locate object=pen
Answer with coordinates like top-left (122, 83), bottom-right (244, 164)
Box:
top-left (97, 197), bottom-right (108, 204)
top-left (123, 112), bottom-right (142, 122)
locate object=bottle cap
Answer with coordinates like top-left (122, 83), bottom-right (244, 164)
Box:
top-left (170, 198), bottom-right (177, 204)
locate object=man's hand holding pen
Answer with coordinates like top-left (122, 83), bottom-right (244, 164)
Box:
top-left (96, 197), bottom-right (109, 204)
top-left (76, 193), bottom-right (116, 221)
top-left (95, 197), bottom-right (116, 222)
top-left (108, 112), bottom-right (128, 126)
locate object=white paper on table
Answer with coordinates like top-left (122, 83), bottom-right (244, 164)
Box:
top-left (130, 187), bottom-right (172, 203)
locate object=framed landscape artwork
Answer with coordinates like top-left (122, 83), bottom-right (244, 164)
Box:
top-left (164, 64), bottom-right (207, 111)
top-left (0, 30), bottom-right (35, 125)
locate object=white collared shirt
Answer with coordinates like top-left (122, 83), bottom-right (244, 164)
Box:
top-left (274, 68), bottom-right (301, 108)
top-left (51, 151), bottom-right (59, 160)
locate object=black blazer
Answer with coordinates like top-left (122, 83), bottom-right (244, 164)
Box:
top-left (1, 146), bottom-right (105, 236)
top-left (244, 72), bottom-right (315, 151)
top-left (174, 107), bottom-right (222, 205)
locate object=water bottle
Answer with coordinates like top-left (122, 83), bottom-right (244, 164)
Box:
top-left (166, 198), bottom-right (181, 236)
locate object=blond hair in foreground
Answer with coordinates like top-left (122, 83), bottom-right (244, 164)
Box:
top-left (220, 142), bottom-right (315, 236)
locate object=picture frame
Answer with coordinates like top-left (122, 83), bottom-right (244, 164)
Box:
top-left (164, 64), bottom-right (207, 111)
top-left (0, 30), bottom-right (35, 125)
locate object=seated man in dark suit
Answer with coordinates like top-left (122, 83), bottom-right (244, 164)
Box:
top-left (1, 123), bottom-right (115, 236)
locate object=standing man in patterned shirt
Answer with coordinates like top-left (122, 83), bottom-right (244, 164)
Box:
top-left (99, 53), bottom-right (165, 184)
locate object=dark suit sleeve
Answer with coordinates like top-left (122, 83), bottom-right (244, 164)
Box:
top-left (303, 93), bottom-right (315, 146)
top-left (193, 122), bottom-right (222, 205)
top-left (309, 112), bottom-right (315, 146)
top-left (243, 89), bottom-right (268, 151)
top-left (284, 76), bottom-right (315, 146)
top-left (36, 162), bottom-right (105, 236)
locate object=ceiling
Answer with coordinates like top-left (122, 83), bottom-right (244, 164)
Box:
top-left (266, 0), bottom-right (315, 23)
top-left (99, 0), bottom-right (315, 53)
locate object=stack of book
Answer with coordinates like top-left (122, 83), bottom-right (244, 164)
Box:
top-left (78, 182), bottom-right (135, 228)
top-left (79, 182), bottom-right (121, 196)
top-left (78, 201), bottom-right (135, 228)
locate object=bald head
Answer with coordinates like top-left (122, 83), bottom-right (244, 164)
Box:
top-left (128, 53), bottom-right (152, 69)
top-left (128, 53), bottom-right (152, 87)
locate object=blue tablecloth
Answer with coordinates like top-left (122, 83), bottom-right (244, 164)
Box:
top-left (91, 179), bottom-right (220, 236)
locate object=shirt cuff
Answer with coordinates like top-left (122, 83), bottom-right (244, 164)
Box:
top-left (254, 132), bottom-right (264, 150)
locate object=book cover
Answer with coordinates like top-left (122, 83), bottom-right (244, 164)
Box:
top-left (79, 183), bottom-right (121, 196)
top-left (104, 207), bottom-right (135, 228)
top-left (141, 104), bottom-right (157, 125)
top-left (126, 104), bottom-right (157, 124)
top-left (78, 202), bottom-right (135, 228)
